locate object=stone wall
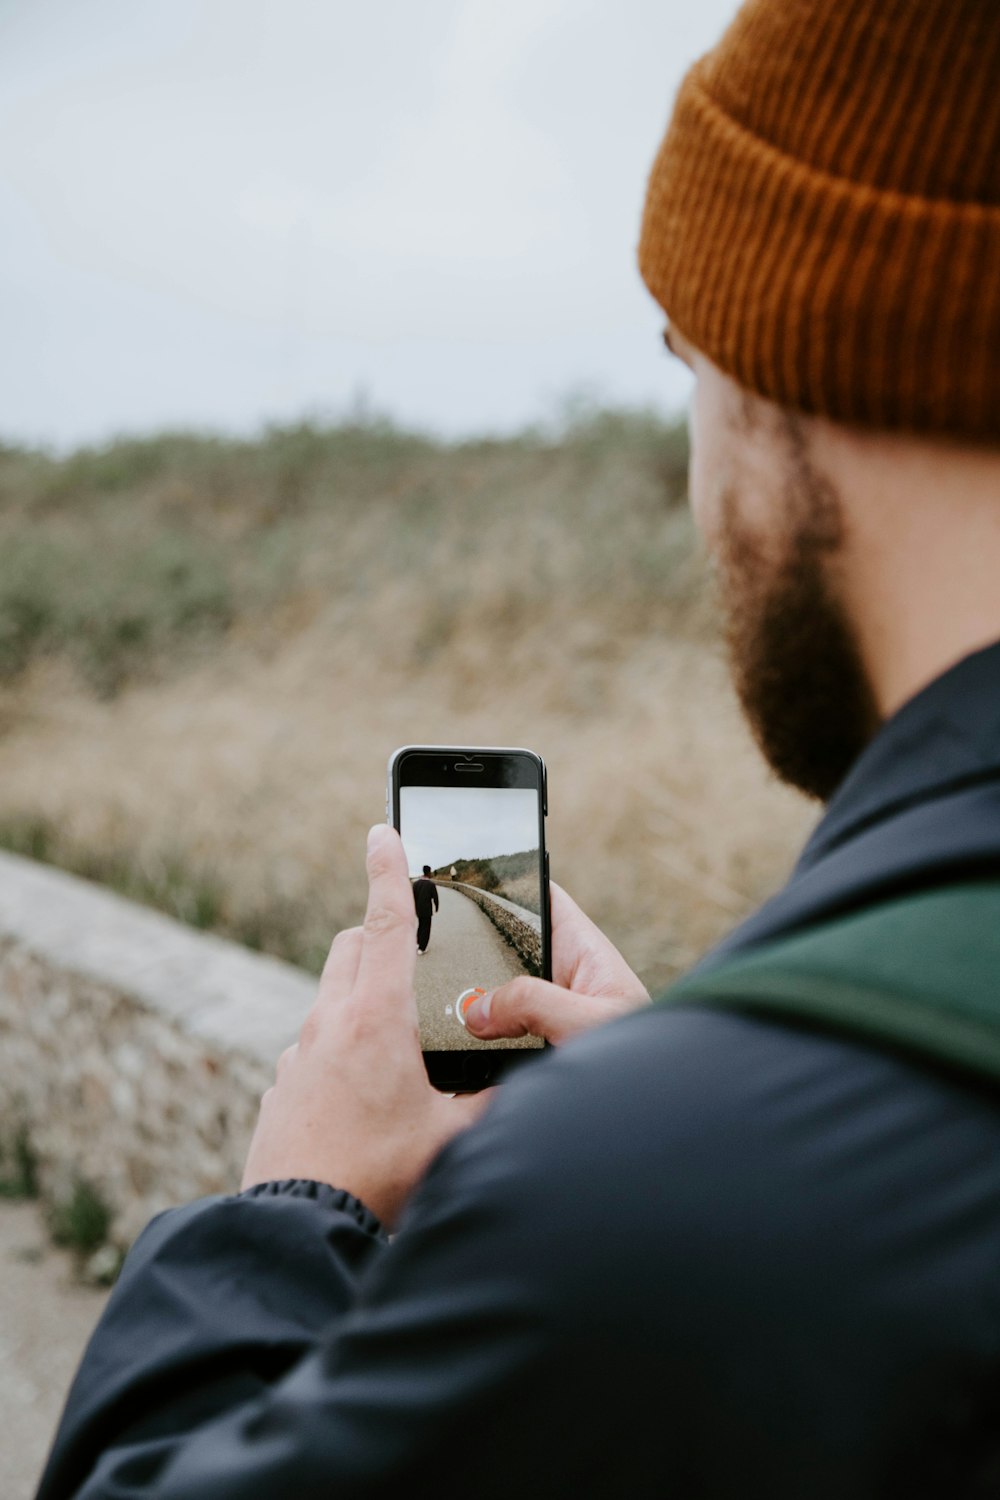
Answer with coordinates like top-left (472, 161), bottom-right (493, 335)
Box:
top-left (0, 851), bottom-right (315, 1252)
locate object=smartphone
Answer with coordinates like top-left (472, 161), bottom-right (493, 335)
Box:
top-left (387, 745), bottom-right (551, 1092)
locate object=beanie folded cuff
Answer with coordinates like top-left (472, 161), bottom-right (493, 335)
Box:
top-left (639, 64), bottom-right (1000, 441)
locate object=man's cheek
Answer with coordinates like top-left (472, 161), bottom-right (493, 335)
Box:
top-left (685, 382), bottom-right (727, 552)
top-left (688, 441), bottom-right (727, 555)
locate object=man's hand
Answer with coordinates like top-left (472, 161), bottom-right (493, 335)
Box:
top-left (241, 825), bottom-right (487, 1228)
top-left (463, 882), bottom-right (650, 1044)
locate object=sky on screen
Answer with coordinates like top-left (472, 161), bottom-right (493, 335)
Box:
top-left (399, 786), bottom-right (539, 875)
top-left (0, 0), bottom-right (741, 450)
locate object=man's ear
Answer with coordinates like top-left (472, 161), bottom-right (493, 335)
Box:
top-left (662, 319), bottom-right (694, 370)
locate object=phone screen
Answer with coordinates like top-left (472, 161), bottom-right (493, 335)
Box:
top-left (396, 768), bottom-right (547, 1056)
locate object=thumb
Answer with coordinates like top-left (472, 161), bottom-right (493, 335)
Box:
top-left (464, 977), bottom-right (631, 1046)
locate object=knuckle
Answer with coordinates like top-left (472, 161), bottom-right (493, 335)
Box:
top-left (299, 1013), bottom-right (321, 1051)
top-left (339, 1005), bottom-right (379, 1047)
top-left (320, 927), bottom-right (361, 981)
top-left (365, 846), bottom-right (393, 881)
top-left (500, 977), bottom-right (533, 1014)
top-left (331, 925), bottom-right (361, 949)
top-left (490, 979), bottom-right (536, 1033)
top-left (363, 902), bottom-right (410, 938)
top-left (275, 1043), bottom-right (297, 1076)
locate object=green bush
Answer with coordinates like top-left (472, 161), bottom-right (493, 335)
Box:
top-left (0, 530), bottom-right (233, 692)
top-left (0, 404), bottom-right (692, 692)
top-left (0, 1124), bottom-right (39, 1199)
top-left (48, 1178), bottom-right (112, 1256)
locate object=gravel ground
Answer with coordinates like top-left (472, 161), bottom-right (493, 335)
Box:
top-left (0, 1199), bottom-right (110, 1500)
top-left (415, 886), bottom-right (535, 1050)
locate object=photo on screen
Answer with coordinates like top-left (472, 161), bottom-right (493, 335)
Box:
top-left (399, 784), bottom-right (544, 1051)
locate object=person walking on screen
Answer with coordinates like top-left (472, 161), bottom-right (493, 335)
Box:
top-left (412, 865), bottom-right (438, 955)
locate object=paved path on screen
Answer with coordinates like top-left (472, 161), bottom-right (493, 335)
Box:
top-left (415, 886), bottom-right (526, 1051)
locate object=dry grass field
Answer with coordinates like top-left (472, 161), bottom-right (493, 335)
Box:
top-left (0, 413), bottom-right (815, 995)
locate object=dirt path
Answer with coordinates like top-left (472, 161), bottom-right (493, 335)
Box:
top-left (0, 1199), bottom-right (110, 1500)
top-left (415, 886), bottom-right (527, 1049)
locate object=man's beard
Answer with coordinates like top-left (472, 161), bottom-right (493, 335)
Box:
top-left (714, 455), bottom-right (879, 804)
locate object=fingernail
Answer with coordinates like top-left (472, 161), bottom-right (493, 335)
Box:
top-left (367, 824), bottom-right (387, 852)
top-left (464, 992), bottom-right (492, 1031)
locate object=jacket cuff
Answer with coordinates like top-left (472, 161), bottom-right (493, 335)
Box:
top-left (236, 1178), bottom-right (385, 1237)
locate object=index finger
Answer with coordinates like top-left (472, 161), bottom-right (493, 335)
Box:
top-left (353, 824), bottom-right (418, 1010)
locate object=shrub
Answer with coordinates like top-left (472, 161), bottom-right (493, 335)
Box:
top-left (0, 1124), bottom-right (39, 1199)
top-left (48, 1178), bottom-right (112, 1256)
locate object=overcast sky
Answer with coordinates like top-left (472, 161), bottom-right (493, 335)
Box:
top-left (400, 786), bottom-right (539, 876)
top-left (0, 0), bottom-right (741, 451)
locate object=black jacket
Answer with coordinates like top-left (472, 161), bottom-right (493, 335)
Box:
top-left (412, 877), bottom-right (439, 918)
top-left (36, 641), bottom-right (1000, 1499)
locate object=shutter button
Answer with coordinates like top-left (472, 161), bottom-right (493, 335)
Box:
top-left (454, 987), bottom-right (487, 1029)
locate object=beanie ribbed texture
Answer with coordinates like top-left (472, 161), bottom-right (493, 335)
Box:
top-left (639, 0), bottom-right (1000, 441)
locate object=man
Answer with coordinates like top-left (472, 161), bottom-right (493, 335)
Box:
top-left (412, 864), bottom-right (439, 955)
top-left (37, 1), bottom-right (1000, 1495)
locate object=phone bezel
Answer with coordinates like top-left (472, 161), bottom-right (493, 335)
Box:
top-left (387, 744), bottom-right (551, 1092)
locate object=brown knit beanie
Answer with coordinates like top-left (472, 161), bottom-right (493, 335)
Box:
top-left (639, 0), bottom-right (1000, 442)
